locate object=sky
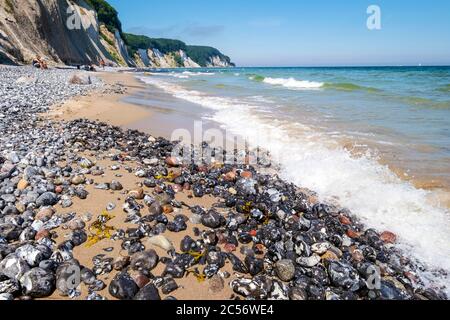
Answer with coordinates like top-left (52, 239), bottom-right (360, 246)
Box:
top-left (108, 0), bottom-right (450, 67)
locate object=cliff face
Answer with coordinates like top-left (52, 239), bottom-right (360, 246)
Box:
top-left (0, 0), bottom-right (234, 68)
top-left (0, 0), bottom-right (130, 65)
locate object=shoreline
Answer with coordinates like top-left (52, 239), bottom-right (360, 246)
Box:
top-left (0, 65), bottom-right (448, 301)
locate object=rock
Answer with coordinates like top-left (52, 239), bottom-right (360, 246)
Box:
top-left (208, 274), bottom-right (225, 293)
top-left (244, 256), bottom-right (264, 276)
top-left (16, 244), bottom-right (49, 267)
top-left (230, 278), bottom-right (268, 299)
top-left (380, 231), bottom-right (397, 244)
top-left (68, 219), bottom-right (85, 231)
top-left (134, 283), bottom-right (161, 300)
top-left (0, 254), bottom-right (30, 280)
top-left (113, 256), bottom-right (130, 271)
top-left (71, 175), bottom-right (85, 185)
top-left (56, 261), bottom-right (80, 296)
top-left (311, 242), bottom-right (331, 255)
top-left (289, 286), bottom-right (308, 300)
top-left (296, 254), bottom-right (321, 268)
top-left (0, 224), bottom-right (20, 241)
top-left (36, 192), bottom-right (58, 207)
top-left (109, 272), bottom-right (139, 300)
top-left (35, 207), bottom-right (55, 221)
top-left (20, 268), bottom-right (55, 298)
top-left (0, 279), bottom-right (20, 295)
top-left (162, 278), bottom-right (178, 294)
top-left (201, 210), bottom-right (223, 229)
top-left (165, 156), bottom-right (181, 167)
top-left (17, 179), bottom-right (29, 190)
top-left (146, 235), bottom-right (174, 251)
top-left (78, 158), bottom-right (94, 168)
top-left (275, 259), bottom-right (296, 282)
top-left (328, 261), bottom-right (361, 292)
top-left (0, 293), bottom-right (14, 300)
top-left (321, 251), bottom-right (339, 262)
top-left (128, 188), bottom-right (144, 200)
top-left (74, 187), bottom-right (89, 199)
top-left (110, 180), bottom-right (123, 191)
top-left (149, 202), bottom-right (163, 215)
top-left (130, 250), bottom-right (159, 272)
top-left (35, 229), bottom-right (51, 241)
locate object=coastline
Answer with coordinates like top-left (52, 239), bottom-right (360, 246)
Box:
top-left (0, 65), bottom-right (448, 301)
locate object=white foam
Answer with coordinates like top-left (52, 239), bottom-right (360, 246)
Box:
top-left (263, 77), bottom-right (324, 89)
top-left (139, 75), bottom-right (450, 294)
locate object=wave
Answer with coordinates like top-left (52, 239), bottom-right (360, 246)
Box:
top-left (249, 75), bottom-right (381, 93)
top-left (437, 84), bottom-right (450, 92)
top-left (182, 71), bottom-right (215, 76)
top-left (402, 96), bottom-right (450, 110)
top-left (323, 82), bottom-right (381, 93)
top-left (138, 74), bottom-right (450, 294)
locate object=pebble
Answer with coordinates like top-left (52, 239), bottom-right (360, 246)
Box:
top-left (146, 235), bottom-right (174, 251)
top-left (208, 274), bottom-right (225, 293)
top-left (109, 272), bottom-right (139, 300)
top-left (275, 259), bottom-right (296, 282)
top-left (134, 283), bottom-right (161, 300)
top-left (130, 250), bottom-right (159, 272)
top-left (20, 267), bottom-right (55, 298)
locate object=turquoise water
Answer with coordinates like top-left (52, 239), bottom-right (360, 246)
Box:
top-left (138, 67), bottom-right (450, 292)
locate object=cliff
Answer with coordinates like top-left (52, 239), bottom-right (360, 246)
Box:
top-left (0, 0), bottom-right (234, 68)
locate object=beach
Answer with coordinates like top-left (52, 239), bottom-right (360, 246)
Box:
top-left (0, 65), bottom-right (448, 301)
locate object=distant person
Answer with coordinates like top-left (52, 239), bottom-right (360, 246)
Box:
top-left (32, 55), bottom-right (47, 69)
top-left (100, 59), bottom-right (106, 70)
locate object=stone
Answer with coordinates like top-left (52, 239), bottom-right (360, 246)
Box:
top-left (201, 210), bottom-right (223, 229)
top-left (328, 261), bottom-right (361, 292)
top-left (35, 207), bottom-right (55, 221)
top-left (146, 235), bottom-right (174, 251)
top-left (16, 244), bottom-right (49, 267)
top-left (275, 259), bottom-right (296, 282)
top-left (36, 192), bottom-right (58, 207)
top-left (130, 250), bottom-right (159, 272)
top-left (134, 283), bottom-right (161, 300)
top-left (311, 242), bottom-right (331, 255)
top-left (128, 188), bottom-right (144, 200)
top-left (162, 278), bottom-right (178, 294)
top-left (165, 156), bottom-right (181, 167)
top-left (208, 274), bottom-right (225, 293)
top-left (17, 179), bottom-right (29, 190)
top-left (380, 231), bottom-right (397, 244)
top-left (0, 279), bottom-right (20, 295)
top-left (0, 254), bottom-right (30, 280)
top-left (71, 175), bottom-right (85, 185)
top-left (0, 224), bottom-right (21, 241)
top-left (35, 229), bottom-right (51, 241)
top-left (109, 272), bottom-right (139, 300)
top-left (56, 261), bottom-right (80, 296)
top-left (20, 268), bottom-right (55, 298)
top-left (68, 219), bottom-right (85, 231)
top-left (296, 254), bottom-right (321, 268)
top-left (110, 180), bottom-right (123, 191)
top-left (244, 256), bottom-right (264, 276)
top-left (321, 251), bottom-right (339, 262)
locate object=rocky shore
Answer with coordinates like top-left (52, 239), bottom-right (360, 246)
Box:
top-left (0, 66), bottom-right (447, 301)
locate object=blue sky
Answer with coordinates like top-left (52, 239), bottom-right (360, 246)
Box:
top-left (108, 0), bottom-right (450, 67)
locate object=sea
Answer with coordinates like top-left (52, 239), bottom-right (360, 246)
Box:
top-left (135, 66), bottom-right (450, 293)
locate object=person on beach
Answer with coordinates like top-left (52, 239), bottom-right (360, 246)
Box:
top-left (100, 59), bottom-right (106, 70)
top-left (32, 55), bottom-right (48, 70)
